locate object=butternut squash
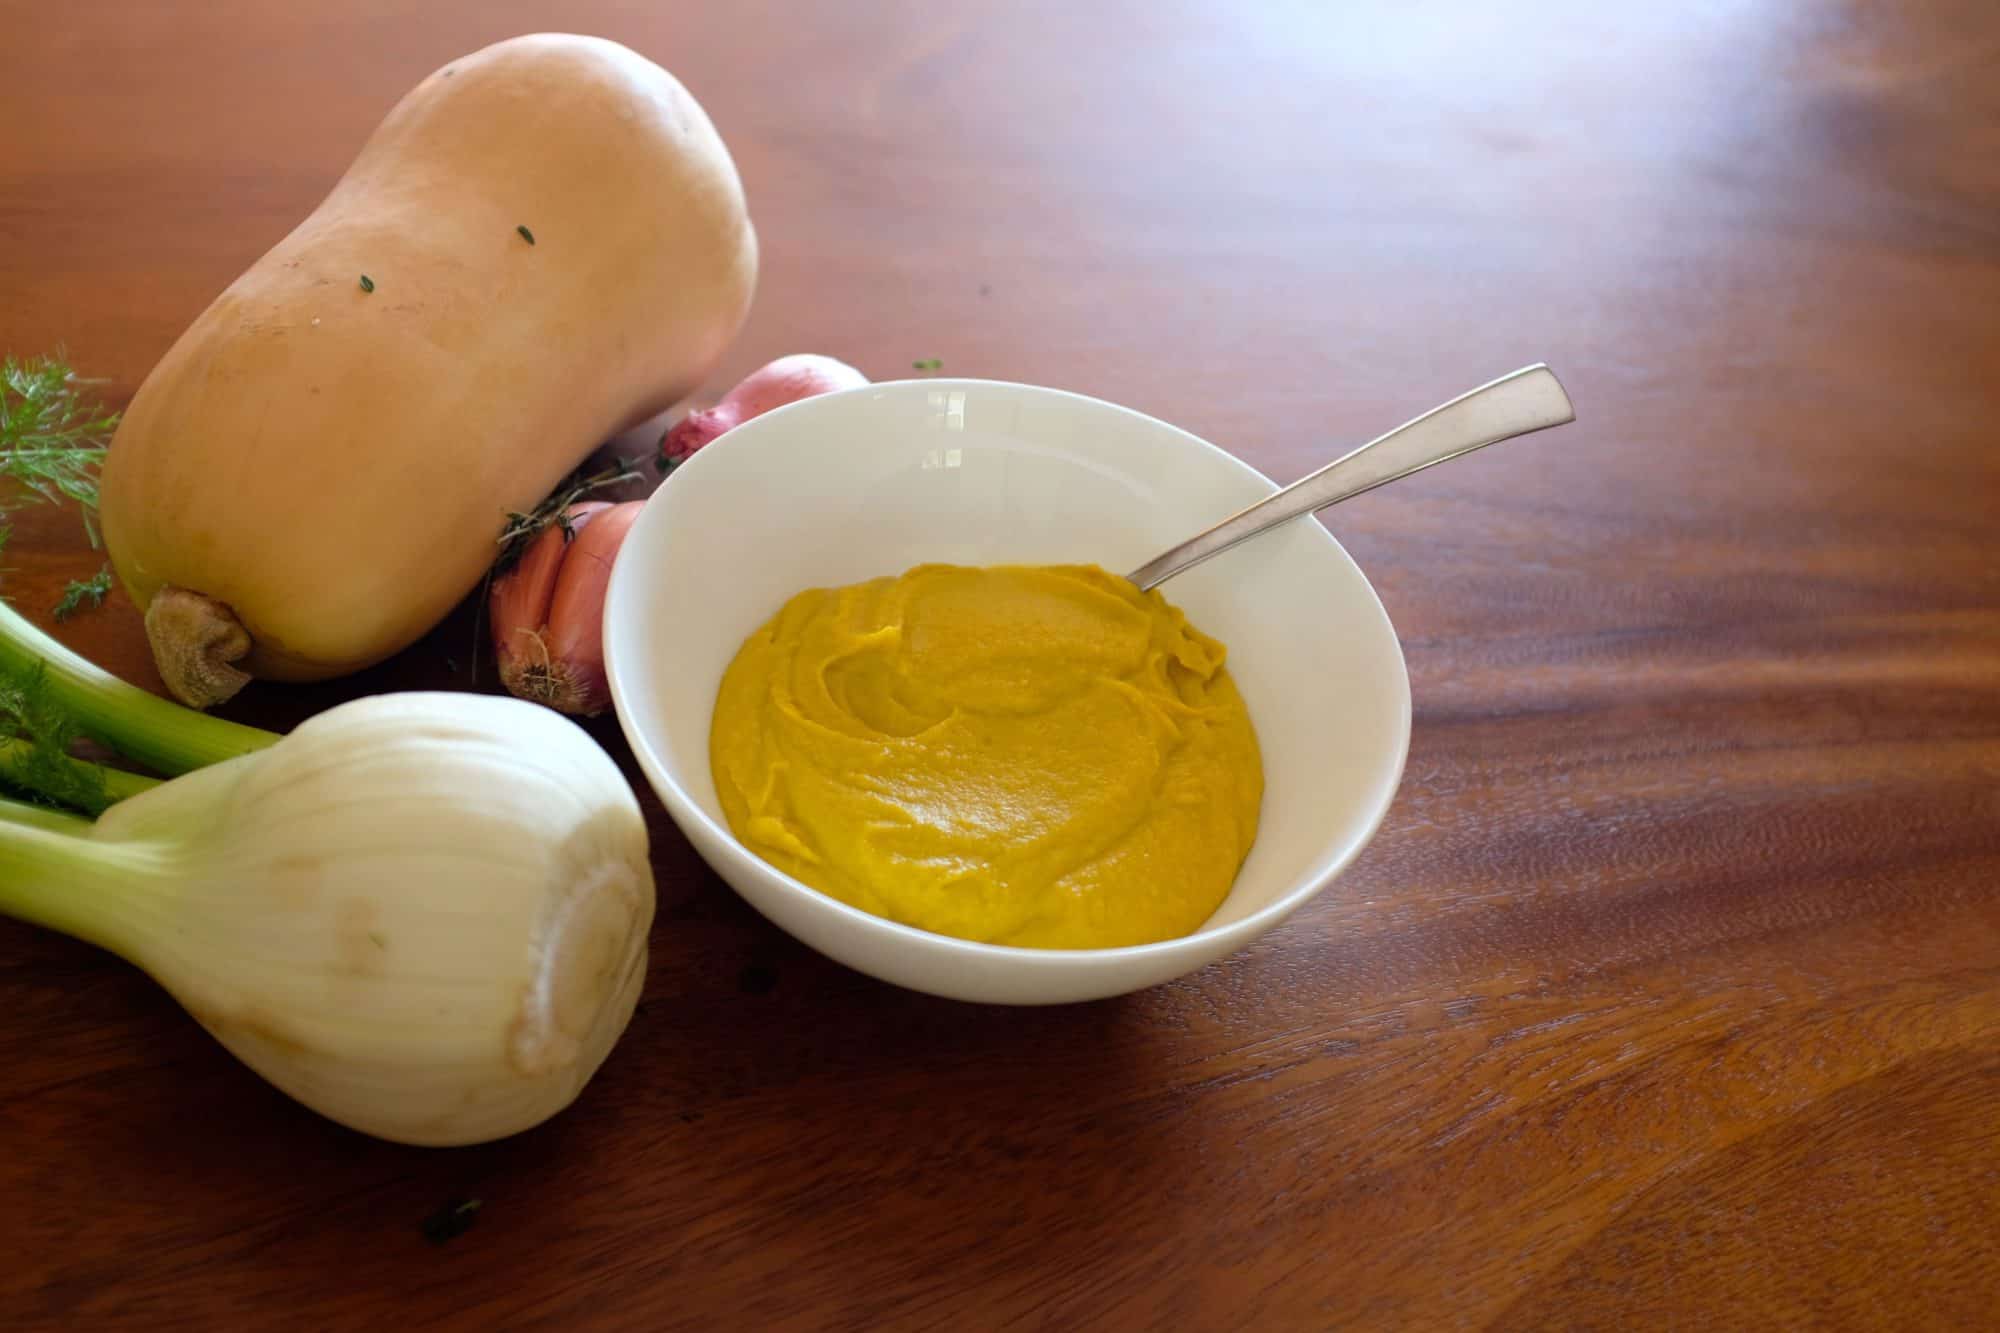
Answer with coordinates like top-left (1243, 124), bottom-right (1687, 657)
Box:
top-left (101, 33), bottom-right (757, 706)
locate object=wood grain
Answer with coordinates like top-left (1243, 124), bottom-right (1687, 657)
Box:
top-left (3, 0), bottom-right (1998, 1327)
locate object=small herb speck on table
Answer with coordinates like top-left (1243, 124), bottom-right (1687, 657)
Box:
top-left (52, 565), bottom-right (113, 622)
top-left (420, 1197), bottom-right (482, 1245)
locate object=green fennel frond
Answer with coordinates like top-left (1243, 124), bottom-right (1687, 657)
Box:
top-left (52, 564), bottom-right (114, 622)
top-left (0, 657), bottom-right (112, 815)
top-left (0, 352), bottom-right (120, 545)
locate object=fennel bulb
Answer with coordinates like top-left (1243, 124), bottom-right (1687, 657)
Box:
top-left (0, 691), bottom-right (654, 1146)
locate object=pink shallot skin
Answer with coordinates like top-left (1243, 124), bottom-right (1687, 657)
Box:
top-left (489, 499), bottom-right (641, 716)
top-left (539, 500), bottom-right (645, 715)
top-left (490, 501), bottom-right (613, 687)
top-left (661, 354), bottom-right (868, 462)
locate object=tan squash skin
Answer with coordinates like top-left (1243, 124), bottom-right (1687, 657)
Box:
top-left (100, 33), bottom-right (757, 704)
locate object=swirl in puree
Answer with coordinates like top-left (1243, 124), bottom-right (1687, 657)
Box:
top-left (710, 564), bottom-right (1263, 949)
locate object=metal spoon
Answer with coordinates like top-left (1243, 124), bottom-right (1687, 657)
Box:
top-left (1125, 364), bottom-right (1575, 590)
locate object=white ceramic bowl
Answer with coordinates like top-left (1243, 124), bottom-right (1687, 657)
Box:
top-left (604, 379), bottom-right (1410, 1004)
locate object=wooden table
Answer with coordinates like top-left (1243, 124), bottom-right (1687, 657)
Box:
top-left (4, 2), bottom-right (1997, 1327)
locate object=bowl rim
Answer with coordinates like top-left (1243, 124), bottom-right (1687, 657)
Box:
top-left (604, 376), bottom-right (1413, 968)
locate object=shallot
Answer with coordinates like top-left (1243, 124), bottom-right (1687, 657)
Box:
top-left (490, 501), bottom-right (644, 715)
top-left (660, 353), bottom-right (868, 463)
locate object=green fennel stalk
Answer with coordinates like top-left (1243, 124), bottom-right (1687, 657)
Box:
top-left (0, 796), bottom-right (159, 953)
top-left (0, 599), bottom-right (274, 775)
top-left (0, 792), bottom-right (97, 835)
top-left (0, 737), bottom-right (160, 809)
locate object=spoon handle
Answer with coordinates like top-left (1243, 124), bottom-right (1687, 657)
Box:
top-left (1124, 363), bottom-right (1576, 591)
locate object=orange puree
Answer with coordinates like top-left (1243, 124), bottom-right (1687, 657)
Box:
top-left (709, 564), bottom-right (1263, 948)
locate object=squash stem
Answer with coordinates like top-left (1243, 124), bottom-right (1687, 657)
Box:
top-left (0, 600), bottom-right (276, 775)
top-left (0, 800), bottom-right (157, 954)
